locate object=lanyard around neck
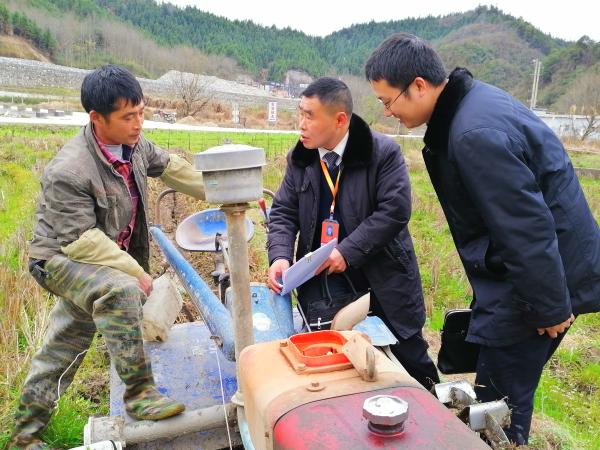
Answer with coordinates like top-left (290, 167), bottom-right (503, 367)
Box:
top-left (319, 159), bottom-right (341, 217)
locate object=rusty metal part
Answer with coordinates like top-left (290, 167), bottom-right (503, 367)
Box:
top-left (154, 188), bottom-right (177, 228)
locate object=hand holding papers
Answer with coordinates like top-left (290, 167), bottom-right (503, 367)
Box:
top-left (280, 239), bottom-right (337, 295)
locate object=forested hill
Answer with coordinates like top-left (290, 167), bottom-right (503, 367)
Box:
top-left (2, 1), bottom-right (599, 108)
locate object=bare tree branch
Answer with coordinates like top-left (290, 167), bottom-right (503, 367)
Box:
top-left (558, 72), bottom-right (600, 142)
top-left (170, 71), bottom-right (214, 117)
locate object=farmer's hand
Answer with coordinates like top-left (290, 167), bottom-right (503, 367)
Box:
top-left (316, 248), bottom-right (347, 275)
top-left (138, 272), bottom-right (154, 297)
top-left (268, 259), bottom-right (290, 294)
top-left (537, 314), bottom-right (575, 338)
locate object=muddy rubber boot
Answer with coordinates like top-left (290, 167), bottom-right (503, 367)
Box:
top-left (93, 282), bottom-right (185, 421)
top-left (124, 385), bottom-right (185, 421)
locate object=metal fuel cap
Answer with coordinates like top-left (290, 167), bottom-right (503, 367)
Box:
top-left (363, 395), bottom-right (409, 436)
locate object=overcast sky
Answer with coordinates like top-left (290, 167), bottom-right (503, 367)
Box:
top-left (160, 0), bottom-right (598, 42)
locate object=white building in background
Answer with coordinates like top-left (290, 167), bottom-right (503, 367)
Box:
top-left (534, 109), bottom-right (599, 140)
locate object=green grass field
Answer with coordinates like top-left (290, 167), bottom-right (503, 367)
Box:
top-left (0, 125), bottom-right (598, 448)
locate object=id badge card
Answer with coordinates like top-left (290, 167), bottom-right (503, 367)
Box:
top-left (320, 218), bottom-right (339, 245)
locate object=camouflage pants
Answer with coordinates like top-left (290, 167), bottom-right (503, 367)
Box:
top-left (13, 254), bottom-right (152, 438)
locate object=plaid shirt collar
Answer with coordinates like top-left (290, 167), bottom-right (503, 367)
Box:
top-left (91, 124), bottom-right (140, 251)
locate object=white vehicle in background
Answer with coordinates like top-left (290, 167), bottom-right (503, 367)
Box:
top-left (152, 109), bottom-right (177, 124)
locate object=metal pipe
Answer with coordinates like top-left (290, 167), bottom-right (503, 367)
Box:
top-left (154, 188), bottom-right (176, 227)
top-left (149, 226), bottom-right (236, 361)
top-left (262, 188), bottom-right (275, 199)
top-left (216, 234), bottom-right (231, 269)
top-left (237, 407), bottom-right (256, 450)
top-left (221, 203), bottom-right (255, 389)
top-left (123, 403), bottom-right (237, 444)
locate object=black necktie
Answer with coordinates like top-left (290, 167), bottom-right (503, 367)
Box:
top-left (322, 151), bottom-right (338, 169)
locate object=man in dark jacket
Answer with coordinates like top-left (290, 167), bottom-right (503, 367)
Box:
top-left (267, 77), bottom-right (439, 390)
top-left (365, 33), bottom-right (600, 445)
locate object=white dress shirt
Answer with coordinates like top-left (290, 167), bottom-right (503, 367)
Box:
top-left (318, 131), bottom-right (349, 167)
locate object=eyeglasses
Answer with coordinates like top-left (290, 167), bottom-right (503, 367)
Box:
top-left (379, 80), bottom-right (413, 111)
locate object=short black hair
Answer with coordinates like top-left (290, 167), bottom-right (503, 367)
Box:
top-left (81, 65), bottom-right (144, 116)
top-left (365, 33), bottom-right (447, 89)
top-left (301, 77), bottom-right (353, 116)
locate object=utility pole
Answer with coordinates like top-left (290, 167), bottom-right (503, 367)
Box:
top-left (530, 58), bottom-right (542, 110)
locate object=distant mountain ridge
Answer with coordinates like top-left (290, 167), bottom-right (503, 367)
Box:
top-left (1, 1), bottom-right (598, 109)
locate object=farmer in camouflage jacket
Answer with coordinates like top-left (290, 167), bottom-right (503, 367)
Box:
top-left (9, 65), bottom-right (204, 450)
